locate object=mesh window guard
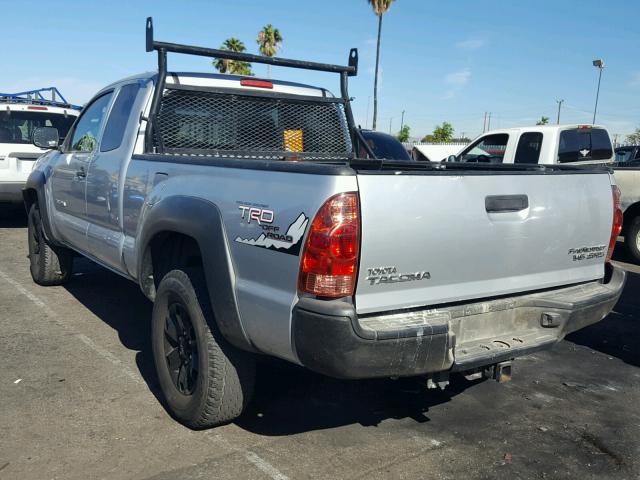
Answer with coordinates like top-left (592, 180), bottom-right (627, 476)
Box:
top-left (154, 88), bottom-right (353, 159)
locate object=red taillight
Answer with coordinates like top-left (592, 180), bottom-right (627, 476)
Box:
top-left (607, 185), bottom-right (623, 262)
top-left (299, 192), bottom-right (360, 297)
top-left (28, 106), bottom-right (48, 110)
top-left (240, 78), bottom-right (273, 89)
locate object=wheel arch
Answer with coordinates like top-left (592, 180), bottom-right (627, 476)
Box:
top-left (622, 201), bottom-right (640, 236)
top-left (137, 195), bottom-right (255, 352)
top-left (22, 169), bottom-right (61, 245)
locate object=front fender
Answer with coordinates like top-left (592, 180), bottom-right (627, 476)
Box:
top-left (137, 195), bottom-right (255, 352)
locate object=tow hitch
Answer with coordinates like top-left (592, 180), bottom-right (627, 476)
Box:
top-left (483, 361), bottom-right (512, 383)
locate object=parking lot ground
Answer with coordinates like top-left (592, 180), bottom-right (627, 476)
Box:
top-left (0, 209), bottom-right (639, 480)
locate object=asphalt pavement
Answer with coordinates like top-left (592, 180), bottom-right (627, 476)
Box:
top-left (0, 207), bottom-right (638, 480)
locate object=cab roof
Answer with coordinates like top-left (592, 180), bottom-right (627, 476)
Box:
top-left (97, 71), bottom-right (331, 99)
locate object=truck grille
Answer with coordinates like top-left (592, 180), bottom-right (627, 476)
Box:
top-left (155, 87), bottom-right (353, 159)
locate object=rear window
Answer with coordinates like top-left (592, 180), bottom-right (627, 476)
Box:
top-left (514, 132), bottom-right (543, 164)
top-left (458, 133), bottom-right (509, 163)
top-left (0, 110), bottom-right (76, 144)
top-left (155, 88), bottom-right (352, 159)
top-left (558, 128), bottom-right (612, 163)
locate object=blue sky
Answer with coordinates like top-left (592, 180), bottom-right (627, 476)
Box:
top-left (2, 0), bottom-right (639, 140)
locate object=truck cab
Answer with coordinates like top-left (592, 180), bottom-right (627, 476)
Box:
top-left (451, 125), bottom-right (614, 166)
top-left (0, 88), bottom-right (80, 204)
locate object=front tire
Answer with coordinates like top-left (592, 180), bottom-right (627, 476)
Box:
top-left (624, 216), bottom-right (640, 264)
top-left (151, 268), bottom-right (255, 429)
top-left (27, 203), bottom-right (73, 286)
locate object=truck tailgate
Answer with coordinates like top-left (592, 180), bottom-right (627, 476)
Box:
top-left (355, 171), bottom-right (612, 314)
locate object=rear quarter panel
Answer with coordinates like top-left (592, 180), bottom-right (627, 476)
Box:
top-left (123, 159), bottom-right (356, 362)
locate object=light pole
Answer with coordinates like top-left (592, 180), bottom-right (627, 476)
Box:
top-left (556, 99), bottom-right (564, 124)
top-left (592, 59), bottom-right (604, 124)
top-left (365, 96), bottom-right (371, 129)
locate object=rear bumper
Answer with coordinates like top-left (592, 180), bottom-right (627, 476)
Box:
top-left (292, 265), bottom-right (626, 379)
top-left (0, 182), bottom-right (25, 203)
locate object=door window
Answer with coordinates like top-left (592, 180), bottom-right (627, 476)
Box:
top-left (101, 84), bottom-right (140, 152)
top-left (514, 132), bottom-right (543, 164)
top-left (458, 134), bottom-right (509, 163)
top-left (68, 92), bottom-right (114, 153)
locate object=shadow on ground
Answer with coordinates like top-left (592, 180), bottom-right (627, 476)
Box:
top-left (566, 264), bottom-right (640, 368)
top-left (0, 205), bottom-right (27, 228)
top-left (62, 257), bottom-right (484, 434)
top-left (60, 239), bottom-right (639, 434)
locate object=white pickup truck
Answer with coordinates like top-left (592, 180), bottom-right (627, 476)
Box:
top-left (450, 124), bottom-right (614, 166)
top-left (0, 88), bottom-right (80, 203)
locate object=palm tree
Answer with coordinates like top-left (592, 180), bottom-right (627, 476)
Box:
top-left (257, 24), bottom-right (283, 78)
top-left (213, 38), bottom-right (253, 76)
top-left (367, 0), bottom-right (395, 130)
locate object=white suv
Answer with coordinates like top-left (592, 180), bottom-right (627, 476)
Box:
top-left (0, 88), bottom-right (80, 203)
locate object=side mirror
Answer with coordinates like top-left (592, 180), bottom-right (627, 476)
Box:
top-left (446, 155), bottom-right (457, 162)
top-left (33, 127), bottom-right (60, 149)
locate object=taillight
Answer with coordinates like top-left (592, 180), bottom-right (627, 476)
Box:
top-left (607, 185), bottom-right (623, 262)
top-left (299, 192), bottom-right (360, 297)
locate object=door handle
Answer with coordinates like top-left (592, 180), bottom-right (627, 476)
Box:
top-left (485, 195), bottom-right (528, 213)
top-left (75, 166), bottom-right (86, 179)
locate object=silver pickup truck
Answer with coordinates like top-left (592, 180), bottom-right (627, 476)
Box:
top-left (23, 19), bottom-right (625, 428)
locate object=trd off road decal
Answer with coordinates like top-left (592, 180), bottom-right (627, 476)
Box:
top-left (234, 203), bottom-right (309, 255)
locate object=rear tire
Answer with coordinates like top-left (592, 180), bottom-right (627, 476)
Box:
top-left (27, 203), bottom-right (73, 286)
top-left (624, 216), bottom-right (640, 264)
top-left (151, 268), bottom-right (255, 429)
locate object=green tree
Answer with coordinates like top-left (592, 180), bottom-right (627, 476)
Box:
top-left (626, 128), bottom-right (640, 144)
top-left (213, 38), bottom-right (253, 76)
top-left (397, 125), bottom-right (410, 142)
top-left (257, 24), bottom-right (283, 78)
top-left (421, 121), bottom-right (454, 143)
top-left (536, 116), bottom-right (549, 125)
top-left (367, 0), bottom-right (395, 130)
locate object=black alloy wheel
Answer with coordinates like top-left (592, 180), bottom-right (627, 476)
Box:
top-left (164, 301), bottom-right (199, 395)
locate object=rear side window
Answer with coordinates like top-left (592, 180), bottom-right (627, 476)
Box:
top-left (101, 84), bottom-right (140, 152)
top-left (458, 134), bottom-right (509, 163)
top-left (514, 132), bottom-right (543, 164)
top-left (154, 88), bottom-right (352, 159)
top-left (557, 128), bottom-right (612, 162)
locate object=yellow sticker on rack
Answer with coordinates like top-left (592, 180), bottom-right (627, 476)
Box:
top-left (284, 129), bottom-right (304, 153)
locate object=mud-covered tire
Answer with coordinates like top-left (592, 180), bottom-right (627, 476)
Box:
top-left (624, 216), bottom-right (640, 264)
top-left (151, 268), bottom-right (255, 429)
top-left (27, 203), bottom-right (73, 286)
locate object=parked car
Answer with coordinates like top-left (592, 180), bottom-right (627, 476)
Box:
top-left (358, 129), bottom-right (412, 161)
top-left (448, 124), bottom-right (614, 165)
top-left (0, 88), bottom-right (80, 203)
top-left (24, 19), bottom-right (625, 428)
